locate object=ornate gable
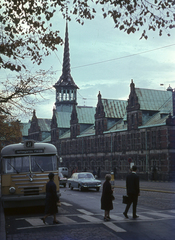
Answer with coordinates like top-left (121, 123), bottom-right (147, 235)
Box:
top-left (51, 108), bottom-right (59, 142)
top-left (28, 110), bottom-right (41, 141)
top-left (70, 104), bottom-right (78, 125)
top-left (127, 80), bottom-right (142, 130)
top-left (70, 104), bottom-right (80, 139)
top-left (95, 92), bottom-right (105, 119)
top-left (127, 79), bottom-right (140, 112)
top-left (95, 92), bottom-right (107, 135)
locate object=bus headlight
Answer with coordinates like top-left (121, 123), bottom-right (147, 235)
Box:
top-left (9, 187), bottom-right (16, 194)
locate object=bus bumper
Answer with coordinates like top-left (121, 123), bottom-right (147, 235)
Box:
top-left (1, 192), bottom-right (61, 208)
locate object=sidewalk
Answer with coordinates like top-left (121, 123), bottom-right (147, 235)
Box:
top-left (113, 179), bottom-right (175, 193)
top-left (0, 180), bottom-right (175, 240)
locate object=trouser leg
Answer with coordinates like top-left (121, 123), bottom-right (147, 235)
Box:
top-left (133, 195), bottom-right (138, 217)
top-left (125, 196), bottom-right (132, 214)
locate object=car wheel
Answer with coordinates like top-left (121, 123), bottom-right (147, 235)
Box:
top-left (96, 187), bottom-right (100, 192)
top-left (63, 183), bottom-right (66, 188)
top-left (78, 185), bottom-right (83, 191)
top-left (70, 185), bottom-right (73, 190)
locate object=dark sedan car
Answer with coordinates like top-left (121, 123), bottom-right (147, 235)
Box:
top-left (67, 172), bottom-right (101, 191)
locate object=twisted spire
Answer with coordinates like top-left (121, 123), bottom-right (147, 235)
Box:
top-left (55, 22), bottom-right (78, 88)
top-left (62, 22), bottom-right (71, 81)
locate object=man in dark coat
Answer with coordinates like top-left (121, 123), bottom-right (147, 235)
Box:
top-left (123, 165), bottom-right (140, 219)
top-left (42, 172), bottom-right (59, 224)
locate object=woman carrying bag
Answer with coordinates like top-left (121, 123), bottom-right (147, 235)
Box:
top-left (101, 174), bottom-right (114, 221)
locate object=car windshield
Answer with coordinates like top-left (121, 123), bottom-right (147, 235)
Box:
top-left (78, 173), bottom-right (94, 179)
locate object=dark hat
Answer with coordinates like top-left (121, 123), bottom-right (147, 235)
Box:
top-left (48, 172), bottom-right (54, 180)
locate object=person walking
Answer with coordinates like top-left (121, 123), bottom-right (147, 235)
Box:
top-left (123, 165), bottom-right (140, 219)
top-left (42, 172), bottom-right (59, 224)
top-left (101, 174), bottom-right (114, 221)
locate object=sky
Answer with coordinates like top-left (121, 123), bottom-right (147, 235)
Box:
top-left (2, 6), bottom-right (175, 122)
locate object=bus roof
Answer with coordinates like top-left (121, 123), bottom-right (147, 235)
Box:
top-left (1, 140), bottom-right (57, 157)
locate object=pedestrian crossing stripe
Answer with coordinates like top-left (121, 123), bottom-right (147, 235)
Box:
top-left (16, 207), bottom-right (175, 232)
top-left (25, 218), bottom-right (46, 226)
top-left (61, 202), bottom-right (73, 207)
top-left (146, 211), bottom-right (175, 218)
top-left (103, 222), bottom-right (126, 232)
top-left (77, 209), bottom-right (94, 215)
top-left (109, 214), bottom-right (125, 221)
top-left (58, 216), bottom-right (76, 224)
top-left (79, 214), bottom-right (102, 223)
top-left (133, 214), bottom-right (152, 220)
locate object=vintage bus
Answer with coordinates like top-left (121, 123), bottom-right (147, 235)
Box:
top-left (0, 140), bottom-right (60, 208)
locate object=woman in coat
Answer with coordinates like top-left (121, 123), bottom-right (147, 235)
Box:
top-left (42, 172), bottom-right (59, 224)
top-left (101, 174), bottom-right (114, 221)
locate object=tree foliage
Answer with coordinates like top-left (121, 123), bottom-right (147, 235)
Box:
top-left (0, 0), bottom-right (174, 73)
top-left (0, 70), bottom-right (55, 117)
top-left (0, 115), bottom-right (22, 152)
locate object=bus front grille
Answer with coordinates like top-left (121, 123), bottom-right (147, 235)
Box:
top-left (23, 187), bottom-right (39, 196)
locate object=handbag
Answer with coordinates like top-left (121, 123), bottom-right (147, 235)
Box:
top-left (122, 195), bottom-right (129, 204)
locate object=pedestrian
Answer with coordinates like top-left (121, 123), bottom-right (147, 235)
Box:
top-left (123, 165), bottom-right (140, 219)
top-left (113, 167), bottom-right (117, 179)
top-left (42, 172), bottom-right (59, 224)
top-left (93, 168), bottom-right (97, 177)
top-left (97, 167), bottom-right (101, 178)
top-left (101, 174), bottom-right (114, 221)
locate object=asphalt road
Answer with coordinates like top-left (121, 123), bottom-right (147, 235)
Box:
top-left (4, 183), bottom-right (175, 240)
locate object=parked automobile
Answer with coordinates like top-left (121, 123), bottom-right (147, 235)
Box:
top-left (67, 172), bottom-right (101, 191)
top-left (59, 167), bottom-right (68, 177)
top-left (59, 172), bottom-right (67, 187)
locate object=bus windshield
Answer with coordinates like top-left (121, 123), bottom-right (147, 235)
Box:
top-left (31, 155), bottom-right (57, 172)
top-left (2, 156), bottom-right (30, 174)
top-left (2, 155), bottom-right (57, 174)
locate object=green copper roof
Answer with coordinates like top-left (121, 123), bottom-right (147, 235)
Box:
top-left (77, 106), bottom-right (96, 124)
top-left (55, 111), bottom-right (71, 128)
top-left (135, 88), bottom-right (172, 111)
top-left (102, 99), bottom-right (127, 118)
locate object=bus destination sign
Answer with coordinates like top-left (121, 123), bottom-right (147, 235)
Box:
top-left (15, 149), bottom-right (44, 154)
